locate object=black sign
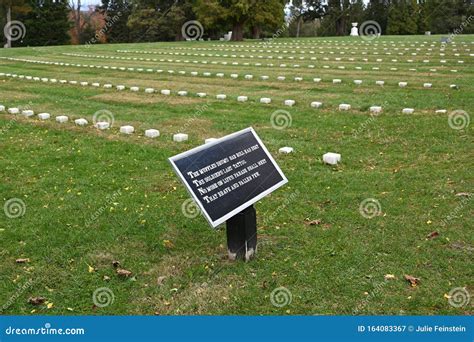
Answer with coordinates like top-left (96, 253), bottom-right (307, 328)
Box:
top-left (169, 127), bottom-right (288, 228)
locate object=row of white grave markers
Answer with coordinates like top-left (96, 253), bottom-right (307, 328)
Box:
top-left (0, 104), bottom-right (343, 164)
top-left (166, 46), bottom-right (472, 58)
top-left (64, 52), bottom-right (457, 68)
top-left (209, 39), bottom-right (473, 46)
top-left (1, 57), bottom-right (461, 89)
top-left (115, 49), bottom-right (471, 62)
top-left (174, 49), bottom-right (471, 57)
top-left (210, 42), bottom-right (473, 51)
top-left (0, 103), bottom-right (192, 142)
top-left (173, 41), bottom-right (472, 52)
top-left (0, 72), bottom-right (454, 113)
top-left (61, 52), bottom-right (466, 73)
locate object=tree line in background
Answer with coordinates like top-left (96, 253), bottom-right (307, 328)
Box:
top-left (0, 0), bottom-right (473, 47)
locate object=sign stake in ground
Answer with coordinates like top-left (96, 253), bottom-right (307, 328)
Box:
top-left (226, 205), bottom-right (257, 261)
top-left (169, 127), bottom-right (287, 261)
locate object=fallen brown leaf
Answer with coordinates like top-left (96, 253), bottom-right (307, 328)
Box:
top-left (157, 276), bottom-right (166, 286)
top-left (426, 231), bottom-right (439, 239)
top-left (304, 219), bottom-right (321, 226)
top-left (16, 258), bottom-right (30, 264)
top-left (163, 240), bottom-right (174, 249)
top-left (455, 192), bottom-right (471, 197)
top-left (404, 274), bottom-right (420, 287)
top-left (384, 274), bottom-right (396, 280)
top-left (116, 268), bottom-right (132, 277)
top-left (28, 297), bottom-right (46, 305)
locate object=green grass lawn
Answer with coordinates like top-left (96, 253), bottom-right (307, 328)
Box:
top-left (0, 35), bottom-right (472, 315)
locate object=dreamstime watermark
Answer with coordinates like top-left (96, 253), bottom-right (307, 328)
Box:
top-left (181, 198), bottom-right (201, 218)
top-left (270, 109), bottom-right (292, 130)
top-left (3, 20), bottom-right (26, 47)
top-left (441, 15), bottom-right (474, 48)
top-left (3, 198), bottom-right (26, 218)
top-left (92, 287), bottom-right (115, 308)
top-left (359, 21), bottom-right (381, 42)
top-left (0, 116), bottom-right (18, 135)
top-left (264, 12), bottom-right (299, 46)
top-left (84, 190), bottom-right (122, 227)
top-left (440, 195), bottom-right (471, 227)
top-left (448, 110), bottom-right (470, 130)
top-left (353, 280), bottom-right (387, 314)
top-left (1, 279), bottom-right (34, 313)
top-left (182, 20), bottom-right (204, 41)
top-left (92, 109), bottom-right (115, 128)
top-left (270, 286), bottom-right (292, 307)
top-left (447, 287), bottom-right (471, 308)
top-left (261, 190), bottom-right (300, 227)
top-left (359, 198), bottom-right (382, 219)
top-left (5, 323), bottom-right (85, 336)
top-left (85, 12), bottom-right (123, 47)
top-left (351, 113), bottom-right (380, 140)
top-left (179, 103), bottom-right (210, 134)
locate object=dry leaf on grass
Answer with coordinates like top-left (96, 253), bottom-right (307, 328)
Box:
top-left (15, 258), bottom-right (30, 264)
top-left (455, 192), bottom-right (471, 197)
top-left (426, 231), bottom-right (439, 239)
top-left (112, 261), bottom-right (120, 268)
top-left (116, 268), bottom-right (132, 277)
top-left (304, 218), bottom-right (321, 226)
top-left (157, 276), bottom-right (166, 286)
top-left (163, 240), bottom-right (174, 249)
top-left (384, 274), bottom-right (396, 280)
top-left (28, 297), bottom-right (46, 305)
top-left (404, 274), bottom-right (420, 287)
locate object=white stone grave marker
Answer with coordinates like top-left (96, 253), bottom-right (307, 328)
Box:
top-left (95, 122), bottom-right (110, 130)
top-left (75, 118), bottom-right (88, 126)
top-left (173, 133), bottom-right (188, 142)
top-left (38, 113), bottom-right (50, 120)
top-left (120, 125), bottom-right (134, 134)
top-left (145, 129), bottom-right (160, 138)
top-left (279, 147), bottom-right (293, 154)
top-left (56, 115), bottom-right (68, 123)
top-left (22, 110), bottom-right (34, 117)
top-left (323, 152), bottom-right (341, 165)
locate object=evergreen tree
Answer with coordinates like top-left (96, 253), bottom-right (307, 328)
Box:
top-left (16, 0), bottom-right (70, 46)
top-left (98, 0), bottom-right (132, 43)
top-left (365, 0), bottom-right (390, 34)
top-left (127, 0), bottom-right (192, 42)
top-left (386, 1), bottom-right (402, 35)
top-left (416, 0), bottom-right (429, 34)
